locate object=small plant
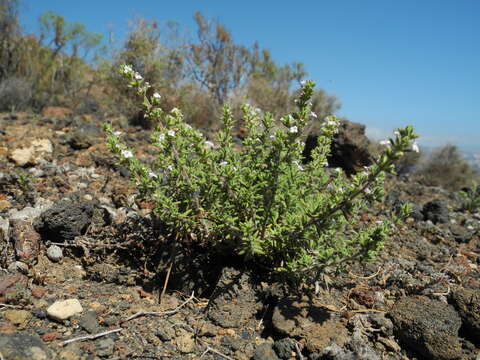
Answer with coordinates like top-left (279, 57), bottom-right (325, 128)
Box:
top-left (459, 183), bottom-right (480, 213)
top-left (104, 65), bottom-right (418, 286)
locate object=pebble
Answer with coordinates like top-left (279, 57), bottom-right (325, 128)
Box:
top-left (47, 245), bottom-right (63, 262)
top-left (0, 333), bottom-right (53, 360)
top-left (3, 309), bottom-right (32, 328)
top-left (31, 309), bottom-right (47, 319)
top-left (0, 199), bottom-right (11, 210)
top-left (7, 261), bottom-right (29, 274)
top-left (253, 343), bottom-right (279, 360)
top-left (47, 299), bottom-right (83, 321)
top-left (79, 311), bottom-right (101, 333)
top-left (176, 332), bottom-right (195, 353)
top-left (96, 338), bottom-right (115, 357)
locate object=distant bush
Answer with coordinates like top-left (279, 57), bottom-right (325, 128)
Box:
top-left (0, 3), bottom-right (103, 110)
top-left (459, 182), bottom-right (480, 213)
top-left (394, 149), bottom-right (422, 175)
top-left (0, 0), bottom-right (22, 83)
top-left (0, 76), bottom-right (32, 111)
top-left (416, 145), bottom-right (476, 191)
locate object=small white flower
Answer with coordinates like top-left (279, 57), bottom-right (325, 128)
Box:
top-left (289, 126), bottom-right (298, 134)
top-left (300, 80), bottom-right (307, 87)
top-left (393, 130), bottom-right (400, 136)
top-left (323, 120), bottom-right (337, 127)
top-left (269, 134), bottom-right (276, 139)
top-left (335, 168), bottom-right (343, 173)
top-left (113, 131), bottom-right (122, 136)
top-left (158, 133), bottom-right (165, 142)
top-left (219, 161), bottom-right (228, 166)
top-left (134, 73), bottom-right (143, 80)
top-left (153, 92), bottom-right (161, 99)
top-left (364, 187), bottom-right (372, 194)
top-left (379, 139), bottom-right (391, 146)
top-left (123, 65), bottom-right (132, 74)
top-left (166, 165), bottom-right (174, 171)
top-left (167, 130), bottom-right (176, 137)
top-left (148, 171), bottom-right (157, 178)
top-left (121, 150), bottom-right (133, 159)
top-left (293, 161), bottom-right (304, 171)
top-left (411, 141), bottom-right (420, 153)
top-left (204, 141), bottom-right (214, 148)
top-left (310, 111), bottom-right (317, 119)
top-left (255, 107), bottom-right (262, 113)
top-left (184, 124), bottom-right (192, 129)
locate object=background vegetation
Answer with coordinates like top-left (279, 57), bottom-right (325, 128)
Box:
top-left (0, 0), bottom-right (477, 190)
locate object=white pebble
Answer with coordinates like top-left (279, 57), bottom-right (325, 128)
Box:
top-left (47, 245), bottom-right (63, 262)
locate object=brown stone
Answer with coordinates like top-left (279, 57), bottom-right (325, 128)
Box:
top-left (42, 332), bottom-right (62, 342)
top-left (31, 286), bottom-right (46, 299)
top-left (9, 219), bottom-right (40, 264)
top-left (9, 138), bottom-right (53, 166)
top-left (272, 296), bottom-right (348, 353)
top-left (41, 106), bottom-right (72, 119)
top-left (0, 199), bottom-right (11, 210)
top-left (0, 273), bottom-right (28, 296)
top-left (3, 309), bottom-right (32, 328)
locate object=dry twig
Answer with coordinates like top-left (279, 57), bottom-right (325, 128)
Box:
top-left (124, 291), bottom-right (194, 322)
top-left (60, 328), bottom-right (122, 346)
top-left (0, 303), bottom-right (22, 309)
top-left (200, 344), bottom-right (235, 360)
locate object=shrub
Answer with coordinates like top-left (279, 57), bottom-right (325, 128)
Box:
top-left (105, 65), bottom-right (418, 287)
top-left (459, 183), bottom-right (480, 213)
top-left (0, 76), bottom-right (32, 111)
top-left (416, 145), bottom-right (476, 191)
top-left (0, 0), bottom-right (22, 82)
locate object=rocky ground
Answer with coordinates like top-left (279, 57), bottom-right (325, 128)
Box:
top-left (0, 110), bottom-right (479, 360)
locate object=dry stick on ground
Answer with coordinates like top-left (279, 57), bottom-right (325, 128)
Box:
top-left (0, 303), bottom-right (22, 309)
top-left (199, 342), bottom-right (235, 360)
top-left (124, 291), bottom-right (195, 322)
top-left (60, 292), bottom-right (195, 347)
top-left (60, 328), bottom-right (123, 346)
top-left (348, 267), bottom-right (382, 280)
top-left (160, 236), bottom-right (178, 305)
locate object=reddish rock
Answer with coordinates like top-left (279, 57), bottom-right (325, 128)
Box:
top-left (138, 289), bottom-right (153, 298)
top-left (41, 332), bottom-right (62, 342)
top-left (0, 273), bottom-right (28, 297)
top-left (138, 201), bottom-right (155, 210)
top-left (9, 219), bottom-right (41, 264)
top-left (0, 320), bottom-right (16, 333)
top-left (31, 286), bottom-right (46, 299)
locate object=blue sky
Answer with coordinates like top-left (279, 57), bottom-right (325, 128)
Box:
top-left (20, 0), bottom-right (479, 151)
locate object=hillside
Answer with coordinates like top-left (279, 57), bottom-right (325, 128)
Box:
top-left (0, 110), bottom-right (479, 360)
